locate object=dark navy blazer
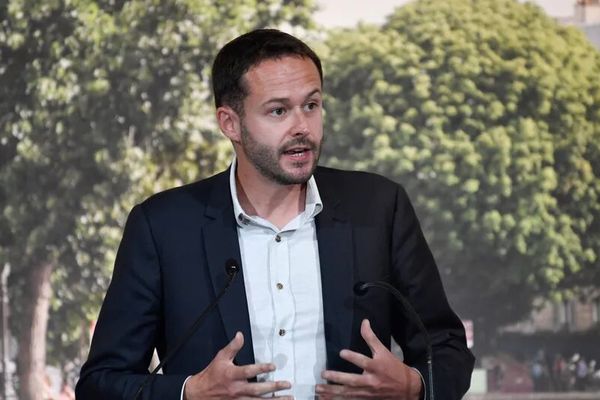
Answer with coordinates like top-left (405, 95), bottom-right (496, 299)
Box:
top-left (76, 166), bottom-right (474, 399)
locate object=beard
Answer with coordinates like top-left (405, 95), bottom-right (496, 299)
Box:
top-left (240, 123), bottom-right (322, 185)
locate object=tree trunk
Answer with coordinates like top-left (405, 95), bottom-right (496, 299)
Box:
top-left (17, 262), bottom-right (53, 400)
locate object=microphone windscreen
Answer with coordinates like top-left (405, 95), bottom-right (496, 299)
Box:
top-left (225, 259), bottom-right (240, 276)
top-left (353, 281), bottom-right (368, 296)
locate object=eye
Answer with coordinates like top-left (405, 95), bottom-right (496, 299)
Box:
top-left (270, 107), bottom-right (286, 116)
top-left (304, 101), bottom-right (320, 112)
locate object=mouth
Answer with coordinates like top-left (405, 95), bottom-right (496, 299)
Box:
top-left (282, 146), bottom-right (312, 158)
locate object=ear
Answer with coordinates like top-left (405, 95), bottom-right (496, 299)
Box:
top-left (216, 106), bottom-right (242, 142)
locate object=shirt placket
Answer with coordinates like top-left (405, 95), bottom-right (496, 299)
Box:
top-left (269, 231), bottom-right (296, 388)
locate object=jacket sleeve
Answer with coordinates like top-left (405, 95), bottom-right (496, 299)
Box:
top-left (76, 204), bottom-right (187, 400)
top-left (390, 184), bottom-right (475, 400)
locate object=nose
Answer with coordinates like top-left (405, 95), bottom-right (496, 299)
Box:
top-left (291, 108), bottom-right (309, 136)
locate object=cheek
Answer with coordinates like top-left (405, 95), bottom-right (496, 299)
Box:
top-left (309, 111), bottom-right (323, 127)
top-left (247, 122), bottom-right (284, 147)
top-left (309, 118), bottom-right (323, 139)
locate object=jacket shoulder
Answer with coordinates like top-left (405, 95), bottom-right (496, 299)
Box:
top-left (137, 170), bottom-right (229, 218)
top-left (314, 166), bottom-right (412, 221)
top-left (315, 166), bottom-right (403, 195)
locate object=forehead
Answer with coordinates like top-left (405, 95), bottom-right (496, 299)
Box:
top-left (242, 56), bottom-right (322, 100)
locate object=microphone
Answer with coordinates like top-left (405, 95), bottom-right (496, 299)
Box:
top-left (354, 281), bottom-right (434, 400)
top-left (133, 259), bottom-right (240, 400)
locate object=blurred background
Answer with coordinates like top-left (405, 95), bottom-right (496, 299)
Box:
top-left (0, 0), bottom-right (598, 399)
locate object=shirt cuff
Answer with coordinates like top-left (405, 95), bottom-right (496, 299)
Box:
top-left (410, 367), bottom-right (426, 400)
top-left (180, 375), bottom-right (192, 400)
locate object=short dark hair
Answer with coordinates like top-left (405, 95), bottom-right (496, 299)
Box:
top-left (211, 29), bottom-right (323, 115)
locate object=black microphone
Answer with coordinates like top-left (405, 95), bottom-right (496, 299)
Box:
top-left (354, 281), bottom-right (434, 400)
top-left (133, 259), bottom-right (240, 400)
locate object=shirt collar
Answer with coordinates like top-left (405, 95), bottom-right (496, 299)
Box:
top-left (229, 156), bottom-right (323, 229)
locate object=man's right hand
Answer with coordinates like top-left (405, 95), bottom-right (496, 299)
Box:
top-left (183, 331), bottom-right (292, 400)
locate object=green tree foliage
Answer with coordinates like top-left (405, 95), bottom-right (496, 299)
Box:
top-left (321, 0), bottom-right (600, 344)
top-left (0, 0), bottom-right (316, 396)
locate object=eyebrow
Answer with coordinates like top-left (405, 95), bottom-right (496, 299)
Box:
top-left (261, 88), bottom-right (322, 107)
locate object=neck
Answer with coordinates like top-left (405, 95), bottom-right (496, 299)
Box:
top-left (235, 160), bottom-right (307, 230)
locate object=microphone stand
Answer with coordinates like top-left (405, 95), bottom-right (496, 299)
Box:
top-left (133, 260), bottom-right (240, 400)
top-left (355, 281), bottom-right (434, 400)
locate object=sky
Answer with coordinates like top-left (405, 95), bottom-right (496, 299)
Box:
top-left (315, 0), bottom-right (577, 27)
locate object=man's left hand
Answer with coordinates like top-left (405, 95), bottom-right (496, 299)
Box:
top-left (315, 319), bottom-right (423, 400)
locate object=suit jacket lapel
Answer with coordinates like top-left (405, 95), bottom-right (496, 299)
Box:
top-left (315, 169), bottom-right (355, 370)
top-left (202, 170), bottom-right (255, 366)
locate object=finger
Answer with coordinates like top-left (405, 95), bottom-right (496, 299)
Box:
top-left (237, 397), bottom-right (293, 400)
top-left (237, 380), bottom-right (292, 397)
top-left (339, 349), bottom-right (372, 371)
top-left (219, 331), bottom-right (244, 361)
top-left (316, 383), bottom-right (347, 396)
top-left (316, 383), bottom-right (373, 398)
top-left (360, 319), bottom-right (385, 355)
top-left (321, 369), bottom-right (368, 387)
top-left (231, 362), bottom-right (276, 380)
top-left (238, 396), bottom-right (293, 400)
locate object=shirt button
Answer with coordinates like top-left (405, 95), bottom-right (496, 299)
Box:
top-left (275, 235), bottom-right (281, 242)
top-left (276, 283), bottom-right (283, 290)
top-left (278, 329), bottom-right (286, 336)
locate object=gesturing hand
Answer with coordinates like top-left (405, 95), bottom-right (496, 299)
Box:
top-left (316, 319), bottom-right (423, 400)
top-left (184, 332), bottom-right (292, 400)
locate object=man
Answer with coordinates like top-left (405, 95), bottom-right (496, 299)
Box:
top-left (76, 29), bottom-right (474, 399)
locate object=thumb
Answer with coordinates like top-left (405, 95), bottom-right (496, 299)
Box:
top-left (221, 331), bottom-right (244, 361)
top-left (360, 319), bottom-right (385, 356)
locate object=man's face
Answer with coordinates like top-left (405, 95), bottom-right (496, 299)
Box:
top-left (236, 55), bottom-right (323, 185)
